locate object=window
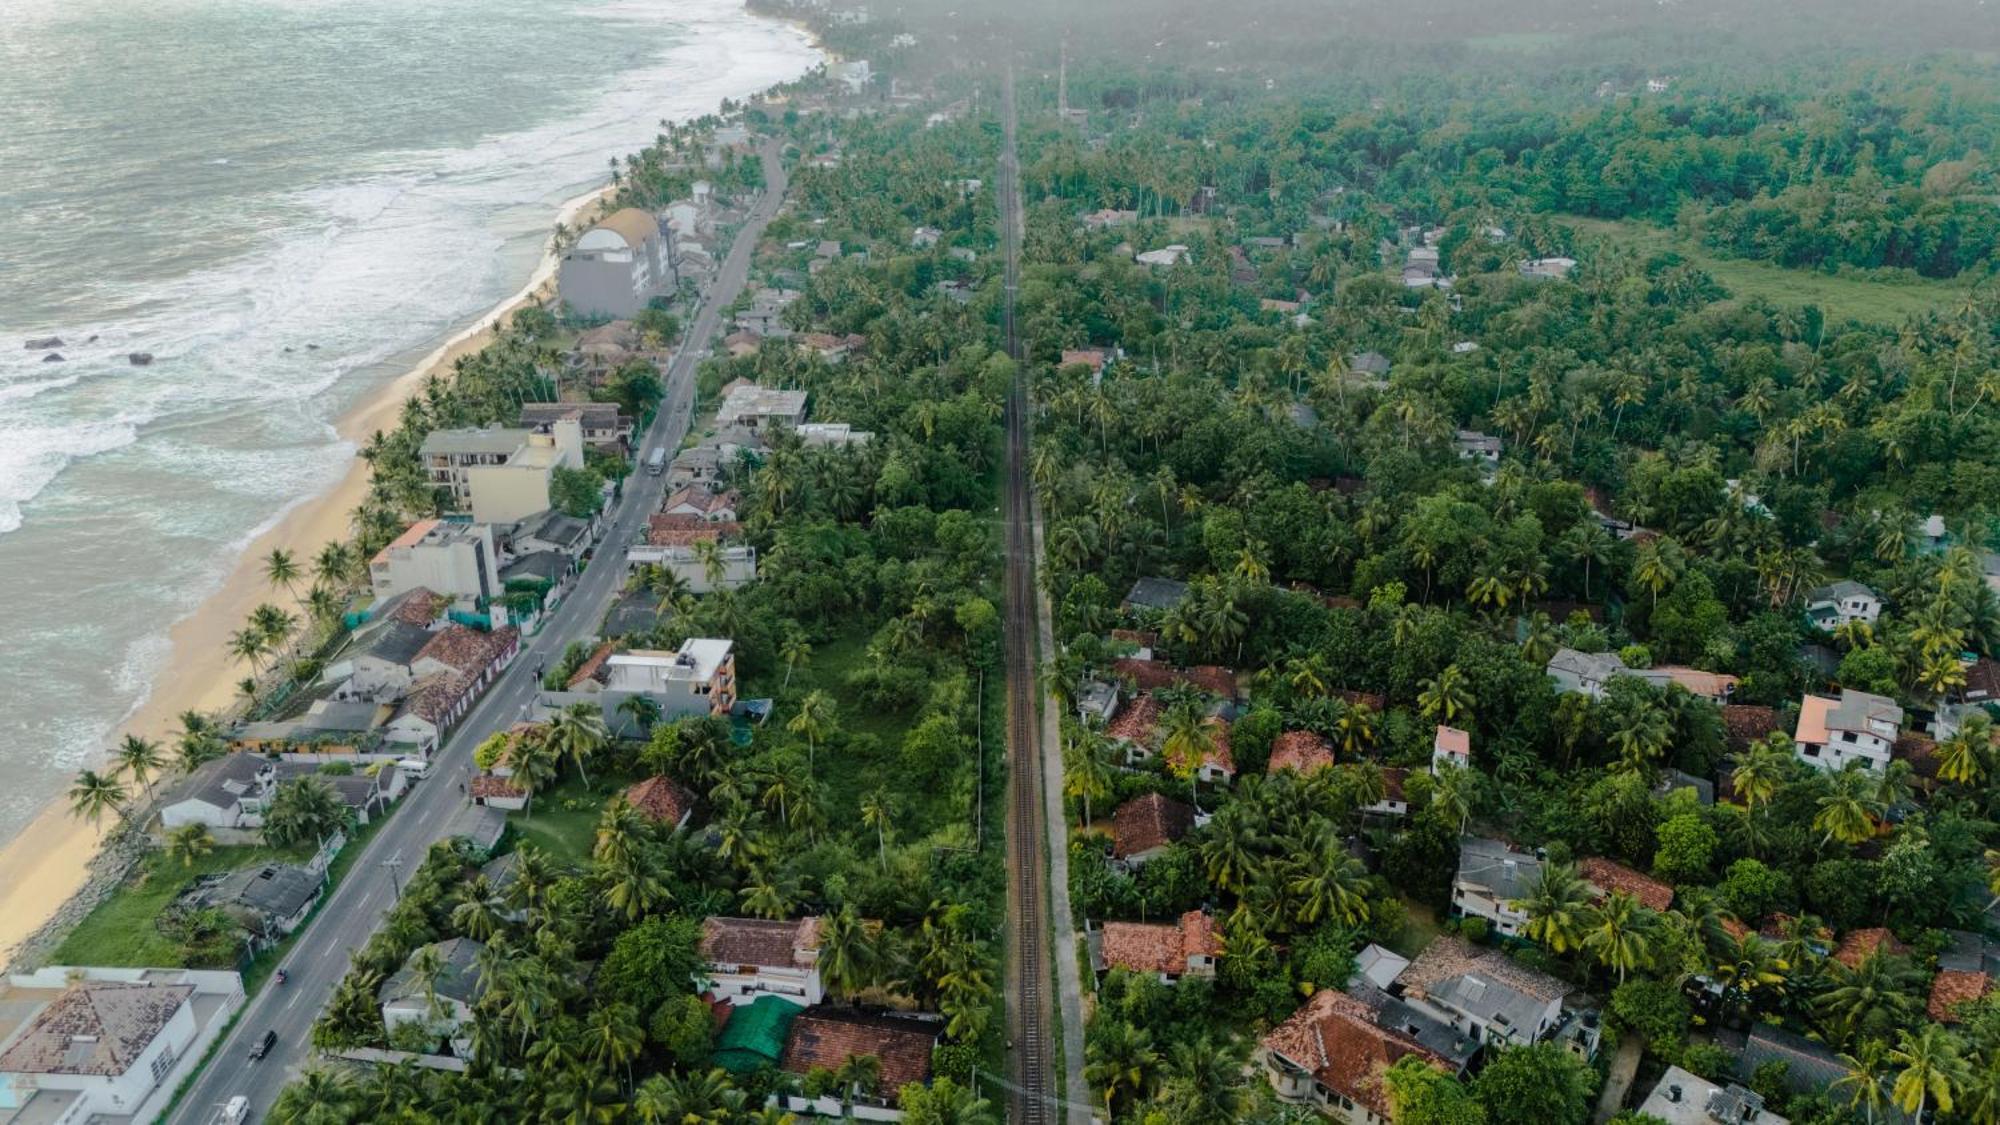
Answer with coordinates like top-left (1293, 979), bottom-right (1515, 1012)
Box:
top-left (150, 1045), bottom-right (177, 1083)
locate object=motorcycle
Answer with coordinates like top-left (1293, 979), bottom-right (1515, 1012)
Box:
top-left (275, 969), bottom-right (288, 986)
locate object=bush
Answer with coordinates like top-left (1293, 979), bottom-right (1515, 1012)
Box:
top-left (1460, 916), bottom-right (1491, 944)
top-left (1681, 1042), bottom-right (1738, 1082)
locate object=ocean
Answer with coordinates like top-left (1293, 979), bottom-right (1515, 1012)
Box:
top-left (0, 0), bottom-right (818, 846)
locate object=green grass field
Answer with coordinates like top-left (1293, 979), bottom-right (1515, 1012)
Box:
top-left (1559, 215), bottom-right (1972, 325)
top-left (52, 840), bottom-right (312, 969)
top-left (507, 774), bottom-right (609, 869)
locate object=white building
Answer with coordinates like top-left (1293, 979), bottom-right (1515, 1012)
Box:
top-left (603, 639), bottom-right (737, 719)
top-left (1639, 1067), bottom-right (1787, 1125)
top-left (1519, 257), bottom-right (1578, 280)
top-left (624, 544), bottom-right (758, 594)
top-left (699, 917), bottom-right (824, 1007)
top-left (1794, 689), bottom-right (1902, 773)
top-left (369, 519), bottom-right (501, 606)
top-left (1398, 937), bottom-right (1580, 1053)
top-left (796, 422), bottom-right (874, 448)
top-left (1453, 430), bottom-right (1502, 465)
top-left (420, 420), bottom-right (585, 525)
top-left (558, 208), bottom-right (675, 319)
top-left (1432, 726), bottom-right (1471, 774)
top-left (1135, 244), bottom-right (1190, 268)
top-left (1805, 580), bottom-right (1883, 630)
top-left (1452, 837), bottom-right (1540, 937)
top-left (715, 382), bottom-right (809, 432)
top-left (379, 938), bottom-right (484, 1056)
top-left (0, 967), bottom-right (244, 1125)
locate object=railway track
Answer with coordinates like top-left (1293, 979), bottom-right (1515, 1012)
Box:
top-left (998, 64), bottom-right (1056, 1125)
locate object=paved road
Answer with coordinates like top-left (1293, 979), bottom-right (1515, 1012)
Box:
top-left (170, 138), bottom-right (788, 1125)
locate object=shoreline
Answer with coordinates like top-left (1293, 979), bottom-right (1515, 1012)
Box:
top-left (0, 177), bottom-right (619, 965)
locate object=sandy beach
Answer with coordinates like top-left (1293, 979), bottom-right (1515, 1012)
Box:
top-left (0, 181), bottom-right (619, 963)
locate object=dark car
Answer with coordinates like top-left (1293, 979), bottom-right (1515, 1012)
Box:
top-left (249, 1029), bottom-right (278, 1060)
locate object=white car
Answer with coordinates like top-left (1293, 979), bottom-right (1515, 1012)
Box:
top-left (221, 1095), bottom-right (250, 1123)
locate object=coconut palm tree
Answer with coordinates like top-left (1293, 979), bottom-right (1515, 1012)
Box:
top-left (313, 541), bottom-right (356, 587)
top-left (1417, 664), bottom-right (1472, 725)
top-left (547, 702), bottom-right (609, 786)
top-left (1728, 736), bottom-right (1794, 809)
top-left (510, 733), bottom-right (561, 820)
top-left (816, 905), bottom-right (880, 999)
top-left (67, 769), bottom-right (128, 836)
top-left (1584, 892), bottom-right (1656, 982)
top-left (1085, 1020), bottom-right (1160, 1117)
top-left (1835, 1040), bottom-right (1896, 1125)
top-left (584, 1002), bottom-right (646, 1091)
top-left (861, 791), bottom-right (894, 872)
top-left (780, 631), bottom-right (812, 690)
top-left (1814, 766), bottom-right (1882, 846)
top-left (617, 695), bottom-right (662, 736)
top-left (165, 823), bottom-right (214, 868)
top-left (1287, 836), bottom-right (1369, 927)
top-left (740, 865), bottom-right (799, 920)
top-left (451, 876), bottom-right (509, 942)
top-left (1517, 862), bottom-right (1593, 953)
top-left (227, 627), bottom-right (270, 674)
top-left (113, 735), bottom-right (165, 801)
top-left (1890, 1024), bottom-right (1968, 1121)
top-left (787, 690), bottom-right (836, 773)
top-left (1063, 726), bottom-right (1114, 826)
top-left (264, 547), bottom-right (302, 597)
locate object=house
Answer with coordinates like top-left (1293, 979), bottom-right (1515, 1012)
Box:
top-left (1081, 208), bottom-right (1138, 230)
top-left (723, 329), bottom-right (763, 358)
top-left (911, 225), bottom-right (942, 248)
top-left (1655, 768), bottom-right (1716, 806)
top-left (511, 510), bottom-right (594, 557)
top-left (1519, 257), bottom-right (1577, 280)
top-left (1077, 679), bottom-right (1120, 726)
top-left (369, 519), bottom-right (501, 608)
top-left (1642, 666), bottom-right (1740, 703)
top-left (1354, 945), bottom-right (1410, 991)
top-left (1362, 768), bottom-right (1410, 818)
top-left (1638, 1066), bottom-right (1786, 1125)
top-left (795, 422), bottom-right (874, 448)
top-left (1163, 718), bottom-right (1236, 783)
top-left (1830, 927), bottom-right (1907, 970)
top-left (1578, 856), bottom-right (1674, 912)
top-left (519, 402), bottom-right (632, 452)
top-left (1092, 910), bottom-right (1223, 982)
top-left (627, 543), bottom-right (758, 594)
top-left (1932, 968), bottom-right (1991, 1023)
top-left (158, 754), bottom-right (276, 832)
top-left (1452, 837), bottom-right (1541, 937)
top-left (229, 698), bottom-right (385, 755)
top-left (699, 916), bottom-right (824, 1007)
top-left (1547, 648), bottom-right (1628, 697)
top-left (734, 289), bottom-right (799, 338)
top-left (445, 804), bottom-right (508, 852)
top-left (777, 1008), bottom-right (940, 1121)
top-left (1135, 244), bottom-right (1190, 268)
top-left (1109, 658), bottom-right (1236, 700)
top-left (1432, 726), bottom-right (1470, 774)
top-left (1805, 580), bottom-right (1883, 630)
top-left (469, 773), bottom-right (528, 811)
top-left (1794, 689), bottom-right (1902, 773)
top-left (1399, 937), bottom-right (1581, 1052)
top-left (419, 420), bottom-right (585, 524)
top-left (1106, 693), bottom-right (1164, 762)
top-left (1722, 704), bottom-right (1781, 749)
top-left (1349, 351), bottom-right (1391, 378)
top-left (1735, 1024), bottom-right (1903, 1120)
top-left (796, 332), bottom-right (863, 364)
top-left (715, 381), bottom-right (809, 431)
top-left (571, 321), bottom-right (641, 378)
top-left (1453, 430), bottom-right (1502, 464)
top-left (270, 760), bottom-right (406, 826)
top-left (379, 938), bottom-right (486, 1050)
top-left (642, 513), bottom-right (738, 548)
top-left (610, 638), bottom-right (736, 719)
top-left (1269, 730), bottom-right (1336, 775)
top-left (1122, 576), bottom-right (1188, 613)
top-left (0, 968), bottom-right (244, 1125)
top-left (558, 207), bottom-right (675, 319)
top-left (661, 483), bottom-right (741, 522)
top-left (1109, 792), bottom-right (1195, 867)
top-left (1060, 347), bottom-right (1110, 378)
top-left (624, 775), bottom-right (698, 831)
top-left (1258, 989), bottom-right (1445, 1125)
top-left (203, 862), bottom-right (324, 940)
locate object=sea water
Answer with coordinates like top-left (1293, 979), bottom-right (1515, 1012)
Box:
top-left (0, 0), bottom-right (818, 845)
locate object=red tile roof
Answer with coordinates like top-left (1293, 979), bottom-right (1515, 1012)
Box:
top-left (404, 672), bottom-right (471, 724)
top-left (1380, 767), bottom-right (1408, 803)
top-left (662, 484), bottom-right (739, 516)
top-left (1106, 693), bottom-right (1163, 744)
top-left (470, 774), bottom-right (526, 800)
top-left (647, 515), bottom-right (741, 546)
top-left (1110, 657), bottom-right (1236, 698)
top-left (1100, 910), bottom-right (1223, 975)
top-left (1163, 717), bottom-right (1235, 776)
top-left (567, 641), bottom-right (617, 689)
top-left (625, 775), bottom-right (697, 826)
top-left (1930, 970), bottom-right (1990, 1022)
top-left (1332, 689), bottom-right (1386, 712)
top-left (1269, 730), bottom-right (1336, 774)
top-left (1110, 792), bottom-right (1195, 858)
top-left (700, 916), bottom-right (822, 968)
top-left (1833, 927), bottom-right (1907, 970)
top-left (1722, 705), bottom-right (1780, 748)
top-left (372, 519), bottom-right (441, 565)
top-left (1578, 856), bottom-right (1674, 912)
top-left (1433, 725), bottom-right (1470, 759)
top-left (780, 1010), bottom-right (938, 1105)
top-left (1261, 990), bottom-right (1445, 1119)
top-left (384, 587), bottom-right (446, 626)
top-left (1108, 628), bottom-right (1159, 647)
top-left (416, 624), bottom-right (514, 676)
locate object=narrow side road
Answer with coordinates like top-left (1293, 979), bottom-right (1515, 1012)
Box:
top-left (166, 139), bottom-right (790, 1125)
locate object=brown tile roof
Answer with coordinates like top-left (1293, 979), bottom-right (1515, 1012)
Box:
top-left (1162, 717), bottom-right (1235, 776)
top-left (1106, 693), bottom-right (1163, 744)
top-left (1261, 990), bottom-right (1444, 1118)
top-left (0, 982), bottom-right (194, 1076)
top-left (1108, 628), bottom-right (1158, 647)
top-left (1332, 688), bottom-right (1387, 711)
top-left (567, 641), bottom-right (617, 689)
top-left (416, 624), bottom-right (514, 676)
top-left (1722, 705), bottom-right (1780, 748)
top-left (662, 484), bottom-right (739, 515)
top-left (1400, 936), bottom-right (1568, 1005)
top-left (404, 672), bottom-right (471, 724)
top-left (700, 916), bottom-right (822, 969)
top-left (647, 514), bottom-right (740, 546)
top-left (470, 773), bottom-right (526, 800)
top-left (1269, 730), bottom-right (1336, 774)
top-left (1930, 970), bottom-right (1990, 1022)
top-left (1833, 927), bottom-right (1907, 970)
top-left (1100, 910), bottom-right (1223, 975)
top-left (780, 1009), bottom-right (938, 1104)
top-left (1721, 917), bottom-right (1751, 941)
top-left (1110, 792), bottom-right (1195, 858)
top-left (1578, 857), bottom-right (1674, 912)
top-left (1110, 657), bottom-right (1236, 698)
top-left (384, 586), bottom-right (446, 626)
top-left (1896, 732), bottom-right (1940, 780)
top-left (1380, 767), bottom-right (1408, 802)
top-left (1966, 658), bottom-right (2000, 700)
top-left (625, 775), bottom-right (697, 825)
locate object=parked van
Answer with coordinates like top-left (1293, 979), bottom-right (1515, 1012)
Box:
top-left (396, 758), bottom-right (430, 781)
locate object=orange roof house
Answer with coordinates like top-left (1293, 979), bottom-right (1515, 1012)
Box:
top-left (1578, 857), bottom-right (1674, 912)
top-left (1268, 731), bottom-right (1335, 774)
top-left (1097, 910), bottom-right (1224, 979)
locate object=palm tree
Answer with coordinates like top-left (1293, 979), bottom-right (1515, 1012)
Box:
top-left (313, 541), bottom-right (355, 587)
top-left (1517, 862), bottom-right (1593, 953)
top-left (270, 1067), bottom-right (355, 1123)
top-left (67, 769), bottom-right (128, 836)
top-left (780, 631), bottom-right (812, 690)
top-left (593, 798), bottom-right (646, 869)
top-left (817, 905), bottom-right (880, 1000)
top-left (1584, 892), bottom-right (1656, 982)
top-left (1085, 1020), bottom-right (1160, 1117)
top-left (165, 823), bottom-right (214, 868)
top-left (1835, 1040), bottom-right (1896, 1125)
top-left (1814, 766), bottom-right (1881, 846)
top-left (584, 1002), bottom-right (646, 1091)
top-left (617, 695), bottom-right (662, 736)
top-left (451, 876), bottom-right (509, 942)
top-left (861, 791), bottom-right (894, 872)
top-left (1287, 839), bottom-right (1370, 927)
top-left (1890, 1024), bottom-right (1968, 1121)
top-left (227, 627), bottom-right (269, 674)
top-left (1063, 727), bottom-right (1114, 826)
top-left (547, 702), bottom-right (609, 786)
top-left (1332, 701), bottom-right (1378, 755)
top-left (264, 547), bottom-right (302, 596)
top-left (1417, 664), bottom-right (1473, 725)
top-left (113, 735), bottom-right (165, 801)
top-left (740, 865), bottom-right (798, 919)
top-left (510, 733), bottom-right (561, 819)
top-left (1728, 736), bottom-right (1793, 809)
top-left (1159, 699), bottom-right (1216, 783)
top-left (788, 690), bottom-right (836, 773)
top-left (408, 944), bottom-right (447, 1021)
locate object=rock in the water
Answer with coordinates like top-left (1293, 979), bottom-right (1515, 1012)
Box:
top-left (85, 334), bottom-right (99, 344)
top-left (25, 336), bottom-right (63, 350)
top-left (42, 352), bottom-right (64, 363)
top-left (306, 343), bottom-right (320, 350)
top-left (128, 352), bottom-right (154, 366)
